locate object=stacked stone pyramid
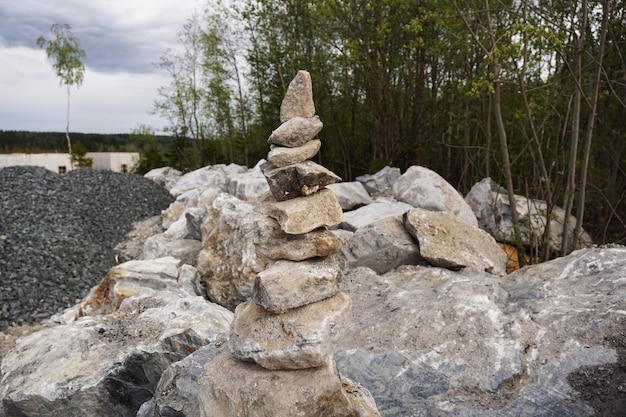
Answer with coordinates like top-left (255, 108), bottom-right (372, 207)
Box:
top-left (228, 70), bottom-right (351, 370)
top-left (198, 71), bottom-right (379, 417)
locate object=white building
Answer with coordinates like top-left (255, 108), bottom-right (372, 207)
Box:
top-left (0, 152), bottom-right (139, 174)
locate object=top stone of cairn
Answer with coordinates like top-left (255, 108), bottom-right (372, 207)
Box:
top-left (280, 70), bottom-right (315, 123)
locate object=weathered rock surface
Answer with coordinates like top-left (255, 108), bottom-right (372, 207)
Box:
top-left (0, 259), bottom-right (233, 417)
top-left (261, 188), bottom-right (343, 234)
top-left (327, 181), bottom-right (373, 210)
top-left (356, 166), bottom-right (401, 195)
top-left (268, 139), bottom-right (321, 167)
top-left (252, 258), bottom-right (342, 313)
top-left (196, 192), bottom-right (274, 309)
top-left (404, 207), bottom-right (508, 275)
top-left (267, 116), bottom-right (323, 148)
top-left (229, 292), bottom-right (352, 370)
top-left (198, 351), bottom-right (378, 417)
top-left (336, 246), bottom-right (626, 416)
top-left (393, 165), bottom-right (479, 227)
top-left (224, 166), bottom-right (270, 201)
top-left (144, 166), bottom-right (182, 191)
top-left (340, 216), bottom-right (425, 274)
top-left (136, 343), bottom-right (225, 417)
top-left (340, 201), bottom-right (413, 232)
top-left (262, 160), bottom-right (341, 201)
top-left (466, 177), bottom-right (593, 251)
top-left (197, 192), bottom-right (345, 310)
top-left (142, 235), bottom-right (202, 266)
top-left (280, 69), bottom-right (316, 122)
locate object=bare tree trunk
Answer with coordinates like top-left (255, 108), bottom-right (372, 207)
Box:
top-left (483, 0), bottom-right (526, 266)
top-left (575, 0), bottom-right (610, 246)
top-left (561, 0), bottom-right (588, 255)
top-left (66, 84), bottom-right (73, 168)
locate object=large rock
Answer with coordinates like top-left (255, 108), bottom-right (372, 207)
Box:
top-left (261, 188), bottom-right (343, 234)
top-left (136, 343), bottom-right (225, 417)
top-left (144, 167), bottom-right (182, 191)
top-left (404, 207), bottom-right (508, 275)
top-left (198, 350), bottom-right (378, 417)
top-left (280, 69), bottom-right (316, 123)
top-left (267, 116), bottom-right (323, 148)
top-left (340, 201), bottom-right (413, 232)
top-left (225, 167), bottom-right (271, 201)
top-left (197, 192), bottom-right (343, 310)
top-left (0, 260), bottom-right (233, 417)
top-left (168, 166), bottom-right (226, 197)
top-left (268, 139), bottom-right (321, 167)
top-left (327, 181), bottom-right (373, 210)
top-left (356, 166), bottom-right (401, 195)
top-left (252, 258), bottom-right (342, 313)
top-left (340, 216), bottom-right (425, 274)
top-left (393, 165), bottom-right (478, 227)
top-left (229, 292), bottom-right (352, 370)
top-left (336, 246), bottom-right (626, 416)
top-left (466, 177), bottom-right (593, 251)
top-left (143, 235), bottom-right (202, 267)
top-left (262, 160), bottom-right (341, 201)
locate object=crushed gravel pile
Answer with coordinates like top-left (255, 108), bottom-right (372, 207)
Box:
top-left (0, 166), bottom-right (174, 328)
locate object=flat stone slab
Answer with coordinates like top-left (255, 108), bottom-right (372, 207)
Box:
top-left (229, 292), bottom-right (352, 370)
top-left (340, 201), bottom-right (413, 232)
top-left (262, 188), bottom-right (343, 234)
top-left (252, 258), bottom-right (342, 313)
top-left (404, 207), bottom-right (508, 275)
top-left (198, 350), bottom-right (379, 417)
top-left (393, 165), bottom-right (478, 227)
top-left (327, 181), bottom-right (373, 210)
top-left (268, 139), bottom-right (321, 167)
top-left (262, 160), bottom-right (341, 201)
top-left (280, 70), bottom-right (316, 123)
top-left (268, 116), bottom-right (323, 148)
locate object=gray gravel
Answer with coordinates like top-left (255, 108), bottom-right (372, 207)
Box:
top-left (0, 166), bottom-right (174, 328)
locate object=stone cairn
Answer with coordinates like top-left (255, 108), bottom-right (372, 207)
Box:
top-left (198, 71), bottom-right (380, 416)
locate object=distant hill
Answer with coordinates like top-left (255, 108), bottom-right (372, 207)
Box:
top-left (0, 130), bottom-right (173, 154)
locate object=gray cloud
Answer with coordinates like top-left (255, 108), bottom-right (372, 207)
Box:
top-left (0, 0), bottom-right (195, 74)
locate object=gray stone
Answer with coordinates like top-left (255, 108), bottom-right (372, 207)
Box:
top-left (393, 165), bottom-right (478, 227)
top-left (252, 258), bottom-right (342, 313)
top-left (229, 292), bottom-right (352, 370)
top-left (356, 166), bottom-right (401, 195)
top-left (198, 351), bottom-right (378, 417)
top-left (279, 70), bottom-right (316, 123)
top-left (0, 266), bottom-right (233, 417)
top-left (267, 116), bottom-right (323, 148)
top-left (340, 216), bottom-right (425, 274)
top-left (161, 201), bottom-right (185, 230)
top-left (261, 188), bottom-right (343, 234)
top-left (327, 181), bottom-right (373, 210)
top-left (143, 235), bottom-right (202, 267)
top-left (144, 166), bottom-right (182, 191)
top-left (267, 139), bottom-right (321, 167)
top-left (466, 177), bottom-right (593, 251)
top-left (404, 207), bottom-right (508, 275)
top-left (340, 201), bottom-right (413, 232)
top-left (262, 160), bottom-right (342, 201)
top-left (335, 247), bottom-right (626, 416)
top-left (256, 227), bottom-right (343, 262)
top-left (197, 193), bottom-right (344, 310)
top-left (136, 343), bottom-right (224, 417)
top-left (196, 193), bottom-right (275, 310)
top-left (169, 166), bottom-right (227, 197)
top-left (225, 167), bottom-right (271, 201)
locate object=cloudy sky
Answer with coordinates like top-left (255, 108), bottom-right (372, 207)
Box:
top-left (0, 0), bottom-right (202, 134)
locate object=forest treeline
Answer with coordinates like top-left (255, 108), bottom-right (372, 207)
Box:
top-left (152, 0), bottom-right (625, 254)
top-left (0, 130), bottom-right (172, 154)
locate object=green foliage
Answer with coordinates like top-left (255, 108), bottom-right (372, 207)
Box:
top-left (70, 142), bottom-right (93, 168)
top-left (36, 23), bottom-right (86, 88)
top-left (150, 0), bottom-right (625, 249)
top-left (130, 125), bottom-right (167, 175)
